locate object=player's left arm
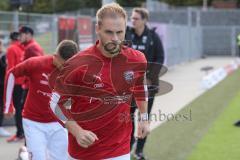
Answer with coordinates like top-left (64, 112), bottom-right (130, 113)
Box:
top-left (135, 100), bottom-right (150, 139)
top-left (133, 54), bottom-right (150, 138)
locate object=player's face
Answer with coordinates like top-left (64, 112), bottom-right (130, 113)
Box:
top-left (96, 16), bottom-right (126, 57)
top-left (19, 33), bottom-right (27, 43)
top-left (131, 11), bottom-right (146, 29)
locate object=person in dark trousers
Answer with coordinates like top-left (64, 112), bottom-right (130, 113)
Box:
top-left (125, 7), bottom-right (165, 160)
top-left (5, 40), bottom-right (78, 160)
top-left (5, 32), bottom-right (25, 142)
top-left (0, 40), bottom-right (11, 137)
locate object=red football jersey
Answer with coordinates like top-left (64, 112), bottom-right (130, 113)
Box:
top-left (8, 55), bottom-right (56, 122)
top-left (51, 42), bottom-right (148, 159)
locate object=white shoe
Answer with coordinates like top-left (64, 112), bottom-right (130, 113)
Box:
top-left (18, 146), bottom-right (31, 160)
top-left (0, 127), bottom-right (11, 137)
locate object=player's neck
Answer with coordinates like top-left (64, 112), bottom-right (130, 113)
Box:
top-left (135, 25), bottom-right (145, 37)
top-left (53, 54), bottom-right (65, 70)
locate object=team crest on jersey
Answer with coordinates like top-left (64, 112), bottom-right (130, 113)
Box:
top-left (123, 71), bottom-right (134, 84)
top-left (142, 36), bottom-right (147, 44)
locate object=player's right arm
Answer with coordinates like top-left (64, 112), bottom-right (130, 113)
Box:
top-left (49, 92), bottom-right (99, 148)
top-left (6, 47), bottom-right (17, 71)
top-left (4, 59), bottom-right (33, 114)
top-left (49, 55), bottom-right (99, 148)
top-left (65, 120), bottom-right (99, 148)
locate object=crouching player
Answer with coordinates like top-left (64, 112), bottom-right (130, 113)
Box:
top-left (4, 40), bottom-right (79, 160)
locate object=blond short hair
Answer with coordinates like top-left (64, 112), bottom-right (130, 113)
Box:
top-left (96, 3), bottom-right (127, 25)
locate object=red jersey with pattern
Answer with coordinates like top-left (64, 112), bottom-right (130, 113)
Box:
top-left (11, 55), bottom-right (56, 122)
top-left (51, 42), bottom-right (147, 160)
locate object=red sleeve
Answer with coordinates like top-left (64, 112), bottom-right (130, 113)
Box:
top-left (48, 54), bottom-right (95, 127)
top-left (3, 70), bottom-right (15, 114)
top-left (48, 63), bottom-right (77, 127)
top-left (133, 72), bottom-right (148, 101)
top-left (4, 58), bottom-right (40, 113)
top-left (53, 95), bottom-right (74, 127)
top-left (6, 47), bottom-right (17, 71)
top-left (11, 58), bottom-right (34, 77)
top-left (49, 65), bottom-right (78, 127)
top-left (4, 46), bottom-right (17, 114)
top-left (3, 65), bottom-right (29, 114)
top-left (3, 59), bottom-right (32, 111)
top-left (132, 53), bottom-right (148, 101)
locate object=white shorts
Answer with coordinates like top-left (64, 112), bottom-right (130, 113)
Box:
top-left (23, 118), bottom-right (68, 160)
top-left (69, 153), bottom-right (130, 160)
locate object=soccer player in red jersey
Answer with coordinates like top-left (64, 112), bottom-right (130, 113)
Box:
top-left (49, 3), bottom-right (150, 160)
top-left (5, 40), bottom-right (79, 160)
top-left (18, 26), bottom-right (45, 112)
top-left (19, 26), bottom-right (44, 60)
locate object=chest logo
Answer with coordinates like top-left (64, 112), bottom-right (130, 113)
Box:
top-left (123, 71), bottom-right (134, 84)
top-left (40, 73), bottom-right (49, 85)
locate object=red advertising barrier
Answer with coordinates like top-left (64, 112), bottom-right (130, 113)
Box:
top-left (77, 16), bottom-right (93, 49)
top-left (58, 16), bottom-right (78, 44)
top-left (58, 16), bottom-right (93, 50)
